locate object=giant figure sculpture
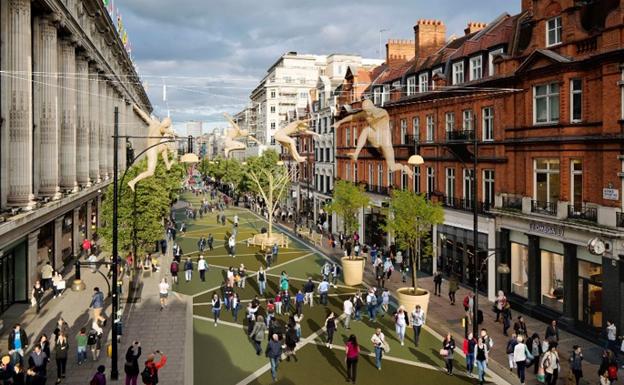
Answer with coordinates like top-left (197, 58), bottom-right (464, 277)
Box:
top-left (127, 105), bottom-right (176, 192)
top-left (273, 120), bottom-right (319, 163)
top-left (223, 113), bottom-right (260, 158)
top-left (334, 99), bottom-right (412, 177)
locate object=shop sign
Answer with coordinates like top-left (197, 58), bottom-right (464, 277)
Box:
top-left (529, 222), bottom-right (564, 237)
top-left (603, 188), bottom-right (619, 201)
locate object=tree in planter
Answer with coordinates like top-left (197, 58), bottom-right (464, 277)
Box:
top-left (384, 189), bottom-right (444, 291)
top-left (325, 180), bottom-right (370, 258)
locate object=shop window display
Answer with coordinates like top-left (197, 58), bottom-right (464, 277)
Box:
top-left (510, 243), bottom-right (529, 298)
top-left (540, 250), bottom-right (564, 312)
top-left (578, 260), bottom-right (602, 329)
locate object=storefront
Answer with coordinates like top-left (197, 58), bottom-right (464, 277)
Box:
top-left (437, 224), bottom-right (489, 293)
top-left (364, 207), bottom-right (387, 247)
top-left (0, 239), bottom-right (28, 313)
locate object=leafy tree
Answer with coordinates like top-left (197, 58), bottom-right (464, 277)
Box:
top-left (383, 190), bottom-right (444, 291)
top-left (325, 180), bottom-right (370, 243)
top-left (100, 152), bottom-right (184, 256)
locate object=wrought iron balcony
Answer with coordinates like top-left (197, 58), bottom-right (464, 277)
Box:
top-left (531, 200), bottom-right (557, 216)
top-left (440, 196), bottom-right (490, 214)
top-left (567, 204), bottom-right (597, 222)
top-left (446, 130), bottom-right (475, 142)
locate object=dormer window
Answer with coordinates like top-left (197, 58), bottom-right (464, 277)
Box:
top-left (432, 67), bottom-right (444, 90)
top-left (452, 62), bottom-right (464, 85)
top-left (407, 76), bottom-right (417, 96)
top-left (488, 48), bottom-right (504, 76)
top-left (419, 73), bottom-right (429, 92)
top-left (546, 16), bottom-right (562, 47)
top-left (469, 56), bottom-right (482, 81)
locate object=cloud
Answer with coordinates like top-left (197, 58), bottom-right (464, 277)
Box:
top-left (118, 0), bottom-right (520, 131)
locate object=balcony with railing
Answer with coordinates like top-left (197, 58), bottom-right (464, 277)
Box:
top-left (531, 200), bottom-right (557, 216)
top-left (365, 184), bottom-right (389, 196)
top-left (567, 204), bottom-right (597, 223)
top-left (441, 196), bottom-right (491, 214)
top-left (446, 130), bottom-right (475, 142)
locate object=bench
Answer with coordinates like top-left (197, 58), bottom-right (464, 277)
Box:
top-left (247, 234), bottom-right (290, 250)
top-left (302, 230), bottom-right (323, 246)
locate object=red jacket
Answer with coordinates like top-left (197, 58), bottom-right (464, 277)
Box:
top-left (144, 355), bottom-right (167, 385)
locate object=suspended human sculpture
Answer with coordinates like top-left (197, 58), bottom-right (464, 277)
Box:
top-left (127, 104), bottom-right (176, 192)
top-left (273, 120), bottom-right (320, 163)
top-left (334, 99), bottom-right (412, 177)
top-left (223, 113), bottom-right (261, 158)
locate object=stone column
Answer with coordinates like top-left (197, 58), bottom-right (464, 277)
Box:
top-left (76, 54), bottom-right (90, 186)
top-left (96, 194), bottom-right (102, 229)
top-left (526, 234), bottom-right (541, 307)
top-left (560, 243), bottom-right (578, 326)
top-left (58, 38), bottom-right (79, 192)
top-left (2, 0), bottom-right (36, 209)
top-left (33, 15), bottom-right (61, 200)
top-left (72, 207), bottom-right (81, 257)
top-left (107, 85), bottom-right (114, 178)
top-left (88, 65), bottom-right (100, 183)
top-left (99, 76), bottom-right (108, 180)
top-left (54, 216), bottom-right (63, 269)
top-left (85, 199), bottom-right (93, 241)
top-left (27, 230), bottom-right (40, 295)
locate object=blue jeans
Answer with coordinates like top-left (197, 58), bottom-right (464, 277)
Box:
top-left (232, 305), bottom-right (239, 322)
top-left (367, 305), bottom-right (375, 320)
top-left (466, 354), bottom-right (475, 374)
top-left (320, 292), bottom-right (328, 305)
top-left (77, 346), bottom-right (87, 363)
top-left (477, 360), bottom-right (487, 382)
top-left (270, 357), bottom-right (279, 380)
top-left (213, 308), bottom-right (221, 323)
top-left (374, 346), bottom-right (383, 369)
top-left (355, 309), bottom-right (361, 321)
top-left (259, 281), bottom-right (266, 295)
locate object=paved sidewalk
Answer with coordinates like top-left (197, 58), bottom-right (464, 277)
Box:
top-left (269, 215), bottom-right (603, 385)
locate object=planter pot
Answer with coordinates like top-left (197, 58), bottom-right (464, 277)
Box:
top-left (396, 287), bottom-right (431, 317)
top-left (341, 256), bottom-right (365, 286)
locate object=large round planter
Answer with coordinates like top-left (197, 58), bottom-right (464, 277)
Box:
top-left (341, 257), bottom-right (365, 286)
top-left (396, 287), bottom-right (431, 317)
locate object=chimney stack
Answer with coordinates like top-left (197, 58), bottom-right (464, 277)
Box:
top-left (414, 19), bottom-right (447, 59)
top-left (522, 0), bottom-right (534, 12)
top-left (464, 21), bottom-right (487, 36)
top-left (385, 39), bottom-right (415, 67)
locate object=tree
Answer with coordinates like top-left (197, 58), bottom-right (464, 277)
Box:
top-left (383, 190), bottom-right (444, 291)
top-left (100, 153), bottom-right (185, 256)
top-left (325, 180), bottom-right (370, 241)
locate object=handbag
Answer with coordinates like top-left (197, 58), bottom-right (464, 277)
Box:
top-left (439, 349), bottom-right (449, 357)
top-left (383, 341), bottom-right (391, 353)
top-left (536, 367), bottom-right (545, 383)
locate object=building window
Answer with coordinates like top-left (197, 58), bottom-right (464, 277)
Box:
top-left (570, 79), bottom-right (582, 123)
top-left (463, 169), bottom-right (474, 205)
top-left (345, 164), bottom-right (350, 182)
top-left (325, 148), bottom-right (329, 162)
top-left (452, 61), bottom-right (464, 85)
top-left (445, 112), bottom-right (455, 133)
top-left (401, 170), bottom-right (408, 190)
top-left (546, 16), bottom-right (562, 47)
top-left (432, 67), bottom-right (443, 90)
top-left (270, 122), bottom-right (276, 129)
top-left (483, 169), bottom-right (495, 206)
top-left (534, 159), bottom-right (560, 204)
top-left (419, 73), bottom-right (429, 93)
top-left (427, 167), bottom-right (435, 195)
top-left (270, 90), bottom-right (276, 98)
top-left (270, 105), bottom-right (276, 113)
top-left (373, 88), bottom-right (382, 105)
top-left (463, 110), bottom-right (474, 131)
top-left (392, 81), bottom-right (401, 92)
top-left (470, 56), bottom-right (482, 81)
top-left (482, 107), bottom-right (494, 141)
top-left (413, 166), bottom-right (421, 193)
top-left (388, 170), bottom-right (393, 187)
top-left (541, 249), bottom-right (564, 312)
top-left (511, 242), bottom-right (529, 298)
top-left (368, 164), bottom-right (373, 184)
top-left (570, 160), bottom-right (583, 207)
top-left (412, 117), bottom-right (420, 142)
top-left (445, 168), bottom-right (456, 202)
top-left (426, 115), bottom-right (435, 142)
top-left (353, 127), bottom-right (358, 147)
top-left (534, 83), bottom-right (560, 124)
top-left (345, 128), bottom-right (351, 147)
top-left (378, 164), bottom-right (383, 189)
top-left (400, 119), bottom-right (407, 144)
top-left (354, 164), bottom-right (358, 183)
top-left (407, 76), bottom-right (417, 96)
top-left (300, 92), bottom-right (307, 99)
top-left (382, 85), bottom-right (390, 105)
top-left (488, 48), bottom-right (504, 76)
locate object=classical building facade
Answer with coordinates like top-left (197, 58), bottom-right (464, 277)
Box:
top-left (336, 0), bottom-right (624, 338)
top-left (0, 0), bottom-right (151, 313)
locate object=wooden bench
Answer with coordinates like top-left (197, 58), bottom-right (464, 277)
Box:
top-left (247, 234), bottom-right (290, 250)
top-left (302, 230), bottom-right (323, 246)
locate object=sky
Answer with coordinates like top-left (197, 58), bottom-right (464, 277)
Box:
top-left (117, 0), bottom-right (520, 134)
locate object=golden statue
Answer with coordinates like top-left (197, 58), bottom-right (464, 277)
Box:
top-left (223, 113), bottom-right (260, 158)
top-left (127, 105), bottom-right (176, 192)
top-left (273, 120), bottom-right (319, 163)
top-left (334, 99), bottom-right (412, 177)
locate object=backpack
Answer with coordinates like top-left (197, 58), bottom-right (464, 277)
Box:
top-left (463, 296), bottom-right (470, 308)
top-left (87, 331), bottom-right (97, 346)
top-left (506, 340), bottom-right (516, 354)
top-left (370, 296), bottom-right (377, 306)
top-left (608, 363), bottom-right (618, 380)
top-left (170, 262), bottom-right (178, 273)
top-left (141, 365), bottom-right (157, 384)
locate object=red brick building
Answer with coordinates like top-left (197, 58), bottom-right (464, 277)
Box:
top-left (335, 0), bottom-right (624, 337)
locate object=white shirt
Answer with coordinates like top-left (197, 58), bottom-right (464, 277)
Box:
top-left (343, 299), bottom-right (353, 315)
top-left (228, 237), bottom-right (236, 247)
top-left (371, 332), bottom-right (385, 347)
top-left (607, 324), bottom-right (617, 341)
top-left (198, 259), bottom-right (207, 271)
top-left (513, 342), bottom-right (527, 362)
top-left (159, 282), bottom-right (169, 295)
top-left (395, 312), bottom-right (407, 326)
top-left (411, 309), bottom-right (425, 326)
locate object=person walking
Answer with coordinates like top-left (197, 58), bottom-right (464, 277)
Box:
top-left (271, 243), bottom-right (278, 264)
top-left (53, 332), bottom-right (68, 383)
top-left (184, 258), bottom-right (193, 282)
top-left (381, 289), bottom-right (390, 317)
top-left (506, 334), bottom-right (518, 372)
top-left (228, 235), bottom-right (236, 258)
top-left (75, 328), bottom-right (88, 365)
top-left (393, 306), bottom-right (409, 346)
top-left (266, 334), bottom-right (283, 382)
top-left (345, 335), bottom-right (359, 384)
top-left (513, 335), bottom-right (532, 385)
top-left (249, 316), bottom-right (267, 356)
top-left (207, 233), bottom-right (214, 251)
top-left (527, 332), bottom-right (544, 375)
top-left (32, 281), bottom-right (44, 314)
top-left (158, 278), bottom-right (169, 311)
top-left (257, 267), bottom-right (267, 296)
top-left (124, 342), bottom-right (141, 385)
top-left (197, 256), bottom-right (208, 282)
top-left (599, 349), bottom-right (617, 384)
top-left (211, 293), bottom-right (222, 327)
top-left (540, 342), bottom-right (560, 385)
top-left (142, 351), bottom-right (167, 385)
top-left (27, 345), bottom-right (47, 379)
top-left (303, 278), bottom-right (314, 307)
top-left (8, 324), bottom-right (28, 364)
top-left (284, 325), bottom-right (298, 362)
top-left (433, 270), bottom-right (443, 296)
top-left (169, 260), bottom-right (179, 285)
top-left (495, 290), bottom-right (507, 322)
top-left (475, 336), bottom-right (489, 385)
top-left (411, 305), bottom-right (425, 347)
top-left (353, 292), bottom-right (363, 321)
top-left (545, 320), bottom-right (559, 343)
top-left (371, 328), bottom-right (386, 370)
top-left (463, 332), bottom-right (477, 376)
top-left (502, 303), bottom-right (512, 336)
top-left (343, 297), bottom-right (353, 329)
top-left (88, 321), bottom-right (103, 361)
top-left (325, 312), bottom-right (338, 349)
top-left (41, 262), bottom-right (54, 291)
top-left (295, 290), bottom-right (304, 316)
top-left (90, 287), bottom-right (106, 326)
top-left (514, 316), bottom-right (528, 338)
top-left (238, 264), bottom-right (246, 289)
top-left (448, 275), bottom-right (458, 305)
top-left (569, 345), bottom-right (583, 385)
top-left (90, 365), bottom-right (106, 385)
top-left (606, 320), bottom-right (618, 356)
top-left (318, 278), bottom-right (330, 306)
top-left (441, 333), bottom-right (456, 375)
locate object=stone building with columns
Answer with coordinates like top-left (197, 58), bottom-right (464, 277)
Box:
top-left (0, 0), bottom-right (152, 313)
